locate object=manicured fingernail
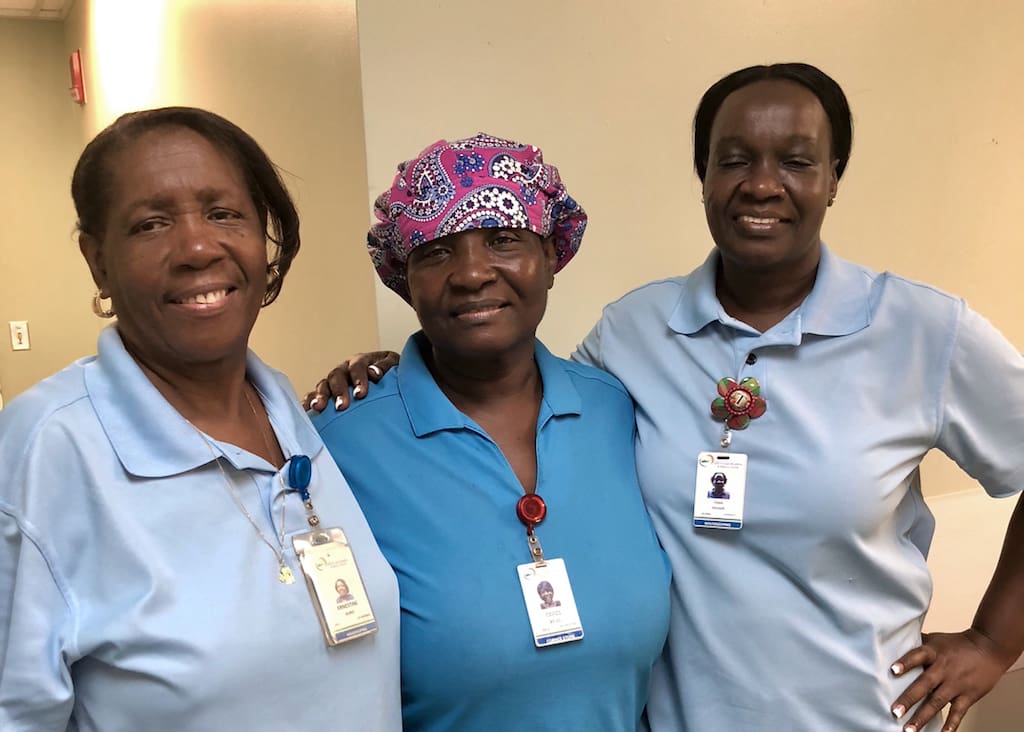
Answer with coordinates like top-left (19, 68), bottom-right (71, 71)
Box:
top-left (904, 724), bottom-right (917, 732)
top-left (891, 704), bottom-right (905, 718)
top-left (335, 396), bottom-right (344, 411)
top-left (353, 384), bottom-right (364, 396)
top-left (368, 364), bottom-right (382, 378)
top-left (312, 396), bottom-right (322, 408)
top-left (891, 663), bottom-right (903, 675)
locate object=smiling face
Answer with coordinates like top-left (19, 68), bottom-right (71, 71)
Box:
top-left (335, 579), bottom-right (349, 596)
top-left (79, 126), bottom-right (268, 376)
top-left (702, 79), bottom-right (838, 277)
top-left (405, 228), bottom-right (556, 365)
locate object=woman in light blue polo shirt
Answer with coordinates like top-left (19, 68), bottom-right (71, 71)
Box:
top-left (0, 108), bottom-right (401, 731)
top-left (580, 64), bottom-right (1024, 732)
top-left (310, 63), bottom-right (1023, 732)
top-left (313, 134), bottom-right (671, 732)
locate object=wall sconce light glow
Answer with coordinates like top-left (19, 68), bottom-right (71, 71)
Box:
top-left (90, 0), bottom-right (169, 123)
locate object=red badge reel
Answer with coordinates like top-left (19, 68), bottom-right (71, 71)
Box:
top-left (516, 493), bottom-right (548, 564)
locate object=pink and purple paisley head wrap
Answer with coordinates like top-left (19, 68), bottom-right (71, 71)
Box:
top-left (367, 133), bottom-right (587, 301)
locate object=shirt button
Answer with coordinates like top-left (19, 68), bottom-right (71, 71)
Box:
top-left (745, 352), bottom-right (757, 365)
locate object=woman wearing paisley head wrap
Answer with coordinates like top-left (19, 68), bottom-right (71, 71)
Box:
top-left (313, 134), bottom-right (670, 732)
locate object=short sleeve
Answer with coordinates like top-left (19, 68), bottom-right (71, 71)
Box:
top-left (0, 508), bottom-right (75, 730)
top-left (571, 315), bottom-right (604, 369)
top-left (936, 305), bottom-right (1024, 498)
top-left (1, 400), bottom-right (78, 731)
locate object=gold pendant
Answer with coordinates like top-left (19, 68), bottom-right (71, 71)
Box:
top-left (278, 565), bottom-right (296, 584)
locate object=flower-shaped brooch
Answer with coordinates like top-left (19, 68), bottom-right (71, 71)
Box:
top-left (710, 377), bottom-right (767, 430)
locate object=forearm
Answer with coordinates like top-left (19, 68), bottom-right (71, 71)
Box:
top-left (971, 492), bottom-right (1024, 666)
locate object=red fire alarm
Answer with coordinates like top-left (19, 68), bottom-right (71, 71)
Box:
top-left (69, 49), bottom-right (86, 105)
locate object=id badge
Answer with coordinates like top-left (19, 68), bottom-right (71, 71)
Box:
top-left (293, 527), bottom-right (378, 646)
top-left (516, 558), bottom-right (584, 648)
top-left (693, 451), bottom-right (747, 530)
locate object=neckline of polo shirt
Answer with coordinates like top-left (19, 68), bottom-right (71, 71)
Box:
top-left (668, 245), bottom-right (873, 340)
top-left (397, 332), bottom-right (582, 438)
top-left (668, 249), bottom-right (720, 336)
top-left (86, 326), bottom-right (222, 478)
top-left (86, 326), bottom-right (323, 478)
top-left (398, 332), bottom-right (477, 437)
top-left (798, 244), bottom-right (873, 337)
top-left (244, 352), bottom-right (324, 465)
top-left (534, 340), bottom-right (581, 425)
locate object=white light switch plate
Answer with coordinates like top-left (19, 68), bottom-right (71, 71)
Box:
top-left (9, 321), bottom-right (30, 351)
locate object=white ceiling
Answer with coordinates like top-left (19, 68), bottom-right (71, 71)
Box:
top-left (0, 0), bottom-right (73, 21)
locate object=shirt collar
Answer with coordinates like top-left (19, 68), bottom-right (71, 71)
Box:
top-left (797, 244), bottom-right (873, 336)
top-left (397, 331), bottom-right (582, 438)
top-left (667, 244), bottom-right (873, 338)
top-left (668, 249), bottom-right (722, 335)
top-left (85, 326), bottom-right (321, 478)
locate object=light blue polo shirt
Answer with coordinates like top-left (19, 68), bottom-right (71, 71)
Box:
top-left (314, 333), bottom-right (671, 732)
top-left (575, 245), bottom-right (1024, 732)
top-left (0, 326), bottom-right (402, 732)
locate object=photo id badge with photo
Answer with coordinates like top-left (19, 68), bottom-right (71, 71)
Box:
top-left (516, 558), bottom-right (584, 648)
top-left (693, 451), bottom-right (747, 530)
top-left (293, 527), bottom-right (378, 646)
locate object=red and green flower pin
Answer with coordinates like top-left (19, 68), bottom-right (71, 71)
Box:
top-left (711, 377), bottom-right (767, 430)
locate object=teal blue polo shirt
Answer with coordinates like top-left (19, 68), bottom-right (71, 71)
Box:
top-left (315, 333), bottom-right (671, 732)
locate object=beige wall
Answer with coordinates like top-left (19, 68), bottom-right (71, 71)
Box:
top-left (0, 0), bottom-right (378, 402)
top-left (357, 0), bottom-right (1024, 501)
top-left (959, 668), bottom-right (1024, 732)
top-left (0, 18), bottom-right (102, 404)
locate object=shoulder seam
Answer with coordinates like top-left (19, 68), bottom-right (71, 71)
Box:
top-left (563, 364), bottom-right (629, 397)
top-left (313, 388), bottom-right (404, 430)
top-left (603, 276), bottom-right (684, 309)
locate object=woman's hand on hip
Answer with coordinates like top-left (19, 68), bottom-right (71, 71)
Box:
top-left (889, 628), bottom-right (1016, 732)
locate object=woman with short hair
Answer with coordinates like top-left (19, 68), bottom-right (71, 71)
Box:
top-left (0, 107), bottom-right (401, 731)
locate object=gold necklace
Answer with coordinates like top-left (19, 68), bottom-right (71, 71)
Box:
top-left (189, 385), bottom-right (296, 585)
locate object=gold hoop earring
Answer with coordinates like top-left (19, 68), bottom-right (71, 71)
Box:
top-left (92, 291), bottom-right (115, 319)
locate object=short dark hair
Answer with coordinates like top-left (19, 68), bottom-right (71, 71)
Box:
top-left (693, 63), bottom-right (853, 183)
top-left (70, 107), bottom-right (300, 305)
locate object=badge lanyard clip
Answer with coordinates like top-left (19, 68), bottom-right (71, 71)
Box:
top-left (526, 530), bottom-right (546, 565)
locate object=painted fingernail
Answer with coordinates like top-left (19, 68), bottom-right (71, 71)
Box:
top-left (904, 725), bottom-right (917, 732)
top-left (312, 396), bottom-right (322, 408)
top-left (335, 396), bottom-right (344, 411)
top-left (891, 704), bottom-right (905, 718)
top-left (891, 663), bottom-right (903, 675)
top-left (353, 384), bottom-right (364, 397)
top-left (368, 364), bottom-right (382, 378)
